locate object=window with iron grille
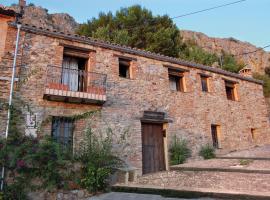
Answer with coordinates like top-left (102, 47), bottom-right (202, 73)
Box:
top-left (51, 117), bottom-right (74, 148)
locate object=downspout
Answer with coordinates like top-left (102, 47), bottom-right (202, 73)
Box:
top-left (0, 23), bottom-right (22, 191)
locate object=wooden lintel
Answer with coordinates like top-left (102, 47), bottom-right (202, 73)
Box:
top-left (164, 65), bottom-right (190, 72)
top-left (113, 54), bottom-right (137, 61)
top-left (59, 43), bottom-right (96, 52)
top-left (222, 78), bottom-right (239, 84)
top-left (198, 73), bottom-right (212, 77)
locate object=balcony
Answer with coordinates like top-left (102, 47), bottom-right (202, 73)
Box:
top-left (43, 65), bottom-right (107, 105)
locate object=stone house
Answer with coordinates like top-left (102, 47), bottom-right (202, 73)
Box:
top-left (0, 7), bottom-right (270, 175)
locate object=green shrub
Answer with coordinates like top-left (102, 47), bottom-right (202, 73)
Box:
top-left (76, 127), bottom-right (123, 193)
top-left (239, 159), bottom-right (252, 166)
top-left (253, 73), bottom-right (270, 97)
top-left (2, 181), bottom-right (28, 200)
top-left (169, 136), bottom-right (191, 165)
top-left (0, 133), bottom-right (74, 197)
top-left (199, 144), bottom-right (216, 159)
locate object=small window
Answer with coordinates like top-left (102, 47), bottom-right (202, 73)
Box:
top-left (225, 81), bottom-right (237, 101)
top-left (211, 124), bottom-right (220, 149)
top-left (201, 76), bottom-right (209, 92)
top-left (51, 117), bottom-right (74, 148)
top-left (168, 69), bottom-right (185, 92)
top-left (251, 128), bottom-right (256, 140)
top-left (119, 58), bottom-right (131, 78)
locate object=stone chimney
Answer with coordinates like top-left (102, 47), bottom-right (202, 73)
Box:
top-left (239, 66), bottom-right (252, 78)
top-left (19, 0), bottom-right (26, 15)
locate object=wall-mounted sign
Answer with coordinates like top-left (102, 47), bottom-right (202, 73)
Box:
top-left (26, 112), bottom-right (37, 128)
top-left (25, 112), bottom-right (37, 137)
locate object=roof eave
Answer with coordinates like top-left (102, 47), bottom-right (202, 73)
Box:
top-left (9, 22), bottom-right (263, 85)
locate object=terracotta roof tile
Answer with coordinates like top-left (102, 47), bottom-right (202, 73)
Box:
top-left (9, 22), bottom-right (263, 85)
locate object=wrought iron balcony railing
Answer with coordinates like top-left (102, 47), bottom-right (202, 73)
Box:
top-left (44, 65), bottom-right (107, 104)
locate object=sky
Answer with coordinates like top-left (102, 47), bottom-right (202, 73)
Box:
top-left (2, 0), bottom-right (270, 50)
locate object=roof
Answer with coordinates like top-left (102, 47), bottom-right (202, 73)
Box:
top-left (10, 22), bottom-right (263, 85)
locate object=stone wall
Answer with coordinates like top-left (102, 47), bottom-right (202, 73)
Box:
top-left (0, 23), bottom-right (270, 174)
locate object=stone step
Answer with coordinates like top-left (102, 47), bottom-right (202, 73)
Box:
top-left (113, 170), bottom-right (270, 199)
top-left (216, 156), bottom-right (270, 160)
top-left (170, 165), bottom-right (270, 174)
top-left (112, 184), bottom-right (270, 200)
top-left (171, 158), bottom-right (270, 174)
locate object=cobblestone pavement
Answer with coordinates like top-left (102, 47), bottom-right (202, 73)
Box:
top-left (88, 192), bottom-right (219, 200)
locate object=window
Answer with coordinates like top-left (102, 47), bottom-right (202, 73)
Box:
top-left (119, 58), bottom-right (131, 78)
top-left (211, 124), bottom-right (220, 149)
top-left (200, 75), bottom-right (209, 92)
top-left (168, 69), bottom-right (185, 92)
top-left (225, 81), bottom-right (237, 101)
top-left (51, 117), bottom-right (74, 148)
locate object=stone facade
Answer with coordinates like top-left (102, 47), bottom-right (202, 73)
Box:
top-left (0, 11), bottom-right (270, 175)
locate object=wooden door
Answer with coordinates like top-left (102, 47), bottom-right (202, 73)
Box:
top-left (141, 123), bottom-right (165, 174)
top-left (211, 124), bottom-right (219, 149)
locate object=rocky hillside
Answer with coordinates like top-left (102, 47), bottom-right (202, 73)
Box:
top-left (9, 5), bottom-right (78, 33)
top-left (8, 5), bottom-right (270, 74)
top-left (181, 30), bottom-right (270, 74)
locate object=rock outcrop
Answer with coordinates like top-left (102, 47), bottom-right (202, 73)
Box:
top-left (9, 5), bottom-right (78, 33)
top-left (181, 30), bottom-right (270, 74)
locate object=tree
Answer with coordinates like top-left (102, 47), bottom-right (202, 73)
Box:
top-left (220, 51), bottom-right (245, 73)
top-left (77, 5), bottom-right (180, 57)
top-left (179, 40), bottom-right (218, 66)
top-left (77, 5), bottom-right (244, 73)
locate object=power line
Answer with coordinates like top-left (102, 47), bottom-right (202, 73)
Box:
top-left (234, 44), bottom-right (270, 56)
top-left (171, 0), bottom-right (247, 19)
top-left (104, 0), bottom-right (248, 32)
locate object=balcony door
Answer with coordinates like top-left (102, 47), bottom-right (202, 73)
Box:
top-left (62, 56), bottom-right (87, 92)
top-left (62, 56), bottom-right (79, 91)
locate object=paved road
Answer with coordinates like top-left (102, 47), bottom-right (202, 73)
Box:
top-left (88, 192), bottom-right (219, 200)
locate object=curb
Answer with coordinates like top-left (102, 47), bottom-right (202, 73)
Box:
top-left (216, 156), bottom-right (270, 160)
top-left (170, 166), bottom-right (270, 174)
top-left (112, 185), bottom-right (270, 200)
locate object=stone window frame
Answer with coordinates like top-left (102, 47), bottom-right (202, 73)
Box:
top-left (199, 74), bottom-right (211, 92)
top-left (224, 79), bottom-right (239, 101)
top-left (115, 54), bottom-right (136, 80)
top-left (168, 69), bottom-right (187, 92)
top-left (119, 58), bottom-right (131, 79)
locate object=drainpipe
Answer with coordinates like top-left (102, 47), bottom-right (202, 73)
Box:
top-left (0, 23), bottom-right (22, 191)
